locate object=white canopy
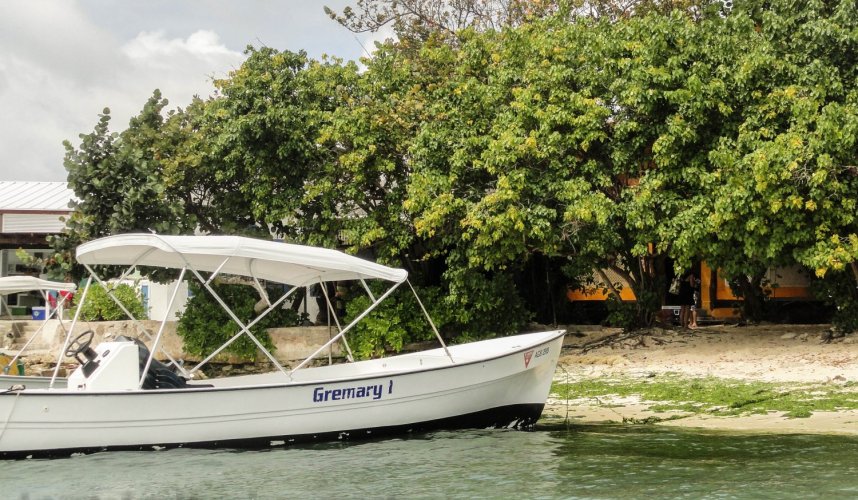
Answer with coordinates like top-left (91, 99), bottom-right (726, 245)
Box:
top-left (0, 276), bottom-right (76, 296)
top-left (76, 233), bottom-right (408, 286)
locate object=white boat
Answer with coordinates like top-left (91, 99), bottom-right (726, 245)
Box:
top-left (0, 276), bottom-right (76, 389)
top-left (0, 234), bottom-right (564, 458)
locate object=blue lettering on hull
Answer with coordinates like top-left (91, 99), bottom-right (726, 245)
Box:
top-left (313, 379), bottom-right (394, 403)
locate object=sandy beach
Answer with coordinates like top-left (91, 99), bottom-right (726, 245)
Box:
top-left (545, 324), bottom-right (858, 435)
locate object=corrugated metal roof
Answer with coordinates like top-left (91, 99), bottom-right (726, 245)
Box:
top-left (2, 213), bottom-right (68, 233)
top-left (0, 181), bottom-right (74, 211)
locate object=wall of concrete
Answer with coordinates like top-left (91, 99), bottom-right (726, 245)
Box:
top-left (0, 320), bottom-right (342, 365)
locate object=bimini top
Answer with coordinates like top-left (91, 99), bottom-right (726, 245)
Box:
top-left (0, 276), bottom-right (76, 296)
top-left (76, 233), bottom-right (408, 286)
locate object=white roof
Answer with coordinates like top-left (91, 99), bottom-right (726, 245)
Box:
top-left (0, 182), bottom-right (74, 211)
top-left (76, 234), bottom-right (408, 286)
top-left (0, 276), bottom-right (76, 296)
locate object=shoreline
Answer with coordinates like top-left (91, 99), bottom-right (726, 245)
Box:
top-left (541, 402), bottom-right (858, 436)
top-left (544, 324), bottom-right (858, 435)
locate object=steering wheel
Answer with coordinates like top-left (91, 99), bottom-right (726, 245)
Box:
top-left (65, 330), bottom-right (95, 362)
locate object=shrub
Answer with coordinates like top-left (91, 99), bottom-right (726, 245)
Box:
top-left (443, 270), bottom-right (530, 342)
top-left (177, 282), bottom-right (303, 361)
top-left (812, 272), bottom-right (858, 333)
top-left (72, 283), bottom-right (147, 321)
top-left (603, 296), bottom-right (638, 330)
top-left (343, 284), bottom-right (453, 359)
top-left (342, 276), bottom-right (530, 359)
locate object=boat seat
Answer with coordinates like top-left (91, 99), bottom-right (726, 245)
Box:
top-left (115, 336), bottom-right (190, 390)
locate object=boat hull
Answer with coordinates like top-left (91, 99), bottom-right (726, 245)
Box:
top-left (0, 330), bottom-right (564, 458)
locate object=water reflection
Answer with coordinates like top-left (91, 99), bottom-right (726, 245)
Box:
top-left (6, 426), bottom-right (858, 499)
top-left (550, 425), bottom-right (858, 499)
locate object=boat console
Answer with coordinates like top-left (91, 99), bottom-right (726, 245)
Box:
top-left (67, 339), bottom-right (141, 391)
top-left (66, 333), bottom-right (189, 391)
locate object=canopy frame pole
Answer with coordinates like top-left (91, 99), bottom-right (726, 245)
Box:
top-left (291, 280), bottom-right (403, 374)
top-left (138, 267), bottom-right (187, 389)
top-left (252, 275), bottom-right (272, 308)
top-left (205, 257), bottom-right (231, 285)
top-left (124, 237), bottom-right (291, 377)
top-left (406, 279), bottom-right (453, 363)
top-left (187, 281), bottom-right (297, 375)
top-left (5, 292), bottom-right (74, 373)
top-left (82, 264), bottom-right (190, 377)
top-left (0, 295), bottom-right (11, 320)
top-left (114, 261), bottom-right (142, 284)
top-left (318, 279), bottom-right (353, 362)
top-left (99, 246), bottom-right (153, 288)
top-left (246, 258), bottom-right (272, 309)
top-left (40, 290), bottom-right (48, 322)
top-left (50, 277), bottom-right (92, 389)
top-left (359, 279), bottom-right (376, 301)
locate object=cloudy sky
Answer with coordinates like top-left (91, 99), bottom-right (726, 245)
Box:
top-left (0, 0), bottom-right (392, 182)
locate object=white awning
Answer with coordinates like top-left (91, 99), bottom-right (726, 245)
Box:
top-left (76, 234), bottom-right (408, 286)
top-left (0, 276), bottom-right (76, 296)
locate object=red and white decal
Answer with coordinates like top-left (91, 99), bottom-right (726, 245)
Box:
top-left (524, 350), bottom-right (534, 368)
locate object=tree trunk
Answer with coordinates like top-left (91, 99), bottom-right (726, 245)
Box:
top-left (734, 272), bottom-right (766, 322)
top-left (608, 254), bottom-right (662, 328)
top-left (289, 287), bottom-right (306, 312)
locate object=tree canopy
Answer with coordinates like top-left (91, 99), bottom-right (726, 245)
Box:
top-left (53, 0), bottom-right (858, 346)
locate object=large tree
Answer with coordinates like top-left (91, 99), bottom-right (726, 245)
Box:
top-left (325, 0), bottom-right (722, 41)
top-left (54, 0), bottom-right (858, 336)
top-left (51, 90), bottom-right (195, 279)
top-left (404, 9), bottom-right (761, 326)
top-left (697, 0), bottom-right (858, 322)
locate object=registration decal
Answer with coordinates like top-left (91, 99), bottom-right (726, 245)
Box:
top-left (524, 350), bottom-right (534, 368)
top-left (525, 346), bottom-right (550, 368)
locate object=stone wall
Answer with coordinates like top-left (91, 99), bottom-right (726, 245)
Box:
top-left (0, 320), bottom-right (342, 365)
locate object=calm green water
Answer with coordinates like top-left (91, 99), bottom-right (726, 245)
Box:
top-left (5, 425), bottom-right (858, 499)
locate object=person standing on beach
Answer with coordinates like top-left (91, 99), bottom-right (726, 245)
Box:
top-left (678, 271), bottom-right (698, 328)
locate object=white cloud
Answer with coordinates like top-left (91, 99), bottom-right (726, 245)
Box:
top-left (112, 30), bottom-right (244, 115)
top-left (123, 30), bottom-right (241, 64)
top-left (0, 2), bottom-right (245, 182)
top-left (0, 0), bottom-right (378, 183)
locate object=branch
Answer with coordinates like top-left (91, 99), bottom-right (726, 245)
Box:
top-left (608, 263), bottom-right (637, 292)
top-left (594, 267), bottom-right (622, 300)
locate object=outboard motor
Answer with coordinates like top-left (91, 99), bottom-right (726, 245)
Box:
top-left (115, 336), bottom-right (188, 389)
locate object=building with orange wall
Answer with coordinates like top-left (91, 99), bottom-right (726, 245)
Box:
top-left (567, 262), bottom-right (814, 320)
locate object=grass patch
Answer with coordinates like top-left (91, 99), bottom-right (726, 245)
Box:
top-left (552, 375), bottom-right (858, 419)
